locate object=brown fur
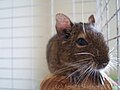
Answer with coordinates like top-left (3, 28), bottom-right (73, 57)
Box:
top-left (41, 13), bottom-right (112, 90)
top-left (47, 23), bottom-right (109, 74)
top-left (41, 75), bottom-right (112, 90)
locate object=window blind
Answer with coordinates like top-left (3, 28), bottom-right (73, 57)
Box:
top-left (0, 0), bottom-right (50, 90)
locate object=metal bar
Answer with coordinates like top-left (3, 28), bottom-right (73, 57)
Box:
top-left (51, 0), bottom-right (55, 36)
top-left (101, 0), bottom-right (110, 16)
top-left (116, 0), bottom-right (120, 89)
top-left (99, 0), bottom-right (103, 28)
top-left (101, 7), bottom-right (120, 30)
top-left (68, 12), bottom-right (96, 15)
top-left (96, 0), bottom-right (100, 26)
top-left (72, 0), bottom-right (76, 22)
top-left (107, 35), bottom-right (120, 42)
top-left (75, 0), bottom-right (96, 3)
top-left (105, 0), bottom-right (109, 45)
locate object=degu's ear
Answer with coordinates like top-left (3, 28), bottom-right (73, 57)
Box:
top-left (55, 13), bottom-right (73, 37)
top-left (88, 15), bottom-right (95, 25)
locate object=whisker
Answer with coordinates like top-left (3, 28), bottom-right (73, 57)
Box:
top-left (76, 62), bottom-right (94, 84)
top-left (91, 64), bottom-right (101, 85)
top-left (91, 64), bottom-right (97, 85)
top-left (76, 58), bottom-right (93, 62)
top-left (110, 59), bottom-right (119, 66)
top-left (100, 71), bottom-right (120, 89)
top-left (97, 71), bottom-right (103, 85)
top-left (89, 64), bottom-right (105, 85)
top-left (54, 58), bottom-right (92, 74)
top-left (110, 59), bottom-right (120, 65)
top-left (93, 70), bottom-right (97, 85)
top-left (53, 66), bottom-right (73, 74)
top-left (67, 61), bottom-right (94, 84)
top-left (83, 67), bottom-right (94, 85)
top-left (109, 62), bottom-right (117, 70)
top-left (68, 61), bottom-right (92, 78)
top-left (103, 60), bottom-right (117, 74)
top-left (65, 58), bottom-right (92, 66)
top-left (74, 52), bottom-right (95, 57)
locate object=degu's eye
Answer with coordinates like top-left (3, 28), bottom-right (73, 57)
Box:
top-left (76, 38), bottom-right (88, 46)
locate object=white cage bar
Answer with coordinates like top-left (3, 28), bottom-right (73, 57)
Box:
top-left (96, 0), bottom-right (120, 90)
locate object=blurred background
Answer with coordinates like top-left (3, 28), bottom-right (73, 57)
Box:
top-left (0, 0), bottom-right (119, 90)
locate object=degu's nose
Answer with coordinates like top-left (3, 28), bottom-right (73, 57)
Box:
top-left (94, 56), bottom-right (109, 69)
top-left (102, 62), bottom-right (108, 67)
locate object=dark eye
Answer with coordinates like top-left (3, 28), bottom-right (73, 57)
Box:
top-left (76, 38), bottom-right (88, 46)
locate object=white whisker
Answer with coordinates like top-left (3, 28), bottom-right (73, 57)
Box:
top-left (74, 52), bottom-right (95, 57)
top-left (93, 70), bottom-right (97, 85)
top-left (100, 71), bottom-right (120, 89)
top-left (103, 61), bottom-right (117, 74)
top-left (84, 68), bottom-right (94, 85)
top-left (65, 58), bottom-right (92, 66)
top-left (100, 74), bottom-right (104, 85)
top-left (53, 66), bottom-right (73, 74)
top-left (76, 62), bottom-right (94, 84)
top-left (76, 58), bottom-right (93, 62)
top-left (68, 61), bottom-right (92, 78)
top-left (54, 58), bottom-right (92, 74)
top-left (110, 60), bottom-right (120, 65)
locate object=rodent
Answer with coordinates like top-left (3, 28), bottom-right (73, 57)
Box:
top-left (41, 13), bottom-right (112, 90)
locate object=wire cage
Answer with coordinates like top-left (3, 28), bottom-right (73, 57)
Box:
top-left (97, 0), bottom-right (120, 90)
top-left (0, 0), bottom-right (119, 90)
top-left (96, 0), bottom-right (120, 89)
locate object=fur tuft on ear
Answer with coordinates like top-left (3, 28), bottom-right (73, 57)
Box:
top-left (55, 13), bottom-right (73, 37)
top-left (88, 15), bottom-right (95, 25)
